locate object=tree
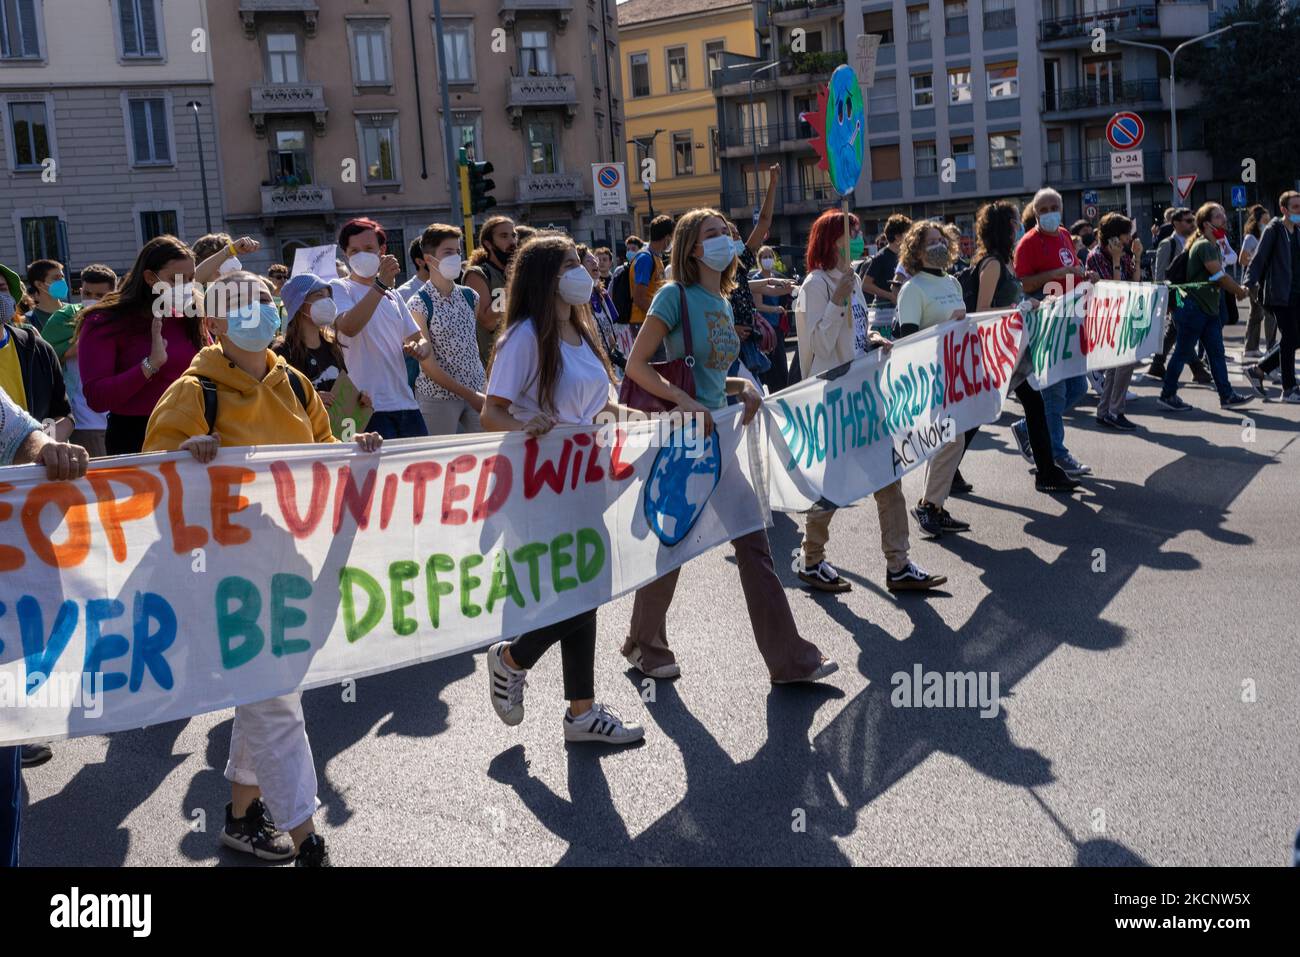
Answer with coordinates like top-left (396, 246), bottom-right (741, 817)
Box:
top-left (1181, 0), bottom-right (1300, 203)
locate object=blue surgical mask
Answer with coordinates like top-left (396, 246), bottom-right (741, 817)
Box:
top-left (48, 279), bottom-right (69, 300)
top-left (700, 234), bottom-right (736, 271)
top-left (1038, 211), bottom-right (1062, 233)
top-left (1290, 213), bottom-right (1300, 225)
top-left (224, 301), bottom-right (281, 352)
top-left (733, 238), bottom-right (746, 256)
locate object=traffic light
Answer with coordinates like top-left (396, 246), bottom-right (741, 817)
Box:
top-left (467, 160), bottom-right (496, 214)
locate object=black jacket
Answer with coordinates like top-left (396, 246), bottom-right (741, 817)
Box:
top-left (2, 322), bottom-right (71, 423)
top-left (1245, 218), bottom-right (1297, 307)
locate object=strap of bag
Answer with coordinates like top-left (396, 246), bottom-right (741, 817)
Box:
top-left (197, 375), bottom-right (217, 435)
top-left (677, 282), bottom-right (695, 363)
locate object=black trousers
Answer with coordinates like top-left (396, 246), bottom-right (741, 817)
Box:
top-left (1255, 303), bottom-right (1299, 392)
top-left (508, 609), bottom-right (597, 701)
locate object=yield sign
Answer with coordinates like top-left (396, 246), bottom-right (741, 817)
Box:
top-left (1171, 173), bottom-right (1197, 200)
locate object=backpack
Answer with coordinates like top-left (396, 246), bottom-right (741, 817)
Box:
top-left (610, 263), bottom-right (633, 323)
top-left (196, 369), bottom-right (309, 436)
top-left (1165, 247), bottom-right (1190, 285)
top-left (957, 255), bottom-right (994, 313)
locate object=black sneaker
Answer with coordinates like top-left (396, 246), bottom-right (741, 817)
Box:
top-left (1035, 467), bottom-right (1081, 493)
top-left (797, 558), bottom-right (852, 593)
top-left (1157, 393), bottom-right (1192, 412)
top-left (913, 502), bottom-right (969, 536)
top-left (1111, 413), bottom-right (1138, 432)
top-left (20, 743), bottom-right (52, 768)
top-left (1095, 412), bottom-right (1120, 430)
top-left (295, 833), bottom-right (332, 867)
top-left (1144, 359), bottom-right (1166, 381)
top-left (949, 471), bottom-right (974, 496)
top-left (221, 800), bottom-right (295, 861)
top-left (886, 561), bottom-right (948, 592)
top-left (1243, 365), bottom-right (1269, 398)
top-left (1220, 391), bottom-right (1254, 409)
top-left (1010, 420), bottom-right (1033, 463)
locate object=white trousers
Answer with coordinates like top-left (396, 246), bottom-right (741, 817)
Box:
top-left (224, 692), bottom-right (319, 832)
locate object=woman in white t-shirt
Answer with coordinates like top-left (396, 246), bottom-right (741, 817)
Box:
top-left (480, 234), bottom-right (645, 747)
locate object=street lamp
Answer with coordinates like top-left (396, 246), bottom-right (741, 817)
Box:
top-left (1117, 21), bottom-right (1255, 208)
top-left (627, 128), bottom-right (664, 220)
top-left (748, 60), bottom-right (781, 221)
top-left (185, 100), bottom-right (213, 234)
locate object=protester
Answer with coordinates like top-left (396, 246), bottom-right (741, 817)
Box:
top-left (1159, 203), bottom-right (1253, 411)
top-left (1012, 187), bottom-right (1095, 477)
top-left (463, 215), bottom-right (517, 367)
top-left (1239, 204), bottom-right (1275, 360)
top-left (144, 271), bottom-right (384, 867)
top-left (406, 224), bottom-right (489, 434)
top-left (514, 224), bottom-right (538, 245)
top-left (395, 237), bottom-right (430, 303)
top-left (1148, 208), bottom-right (1211, 384)
top-left (594, 246), bottom-right (614, 284)
top-left (862, 214), bottom-right (910, 307)
top-left (725, 165), bottom-right (783, 389)
top-left (1086, 212), bottom-right (1143, 431)
top-left (965, 202), bottom-right (1080, 494)
top-left (795, 208), bottom-right (946, 591)
top-left (622, 208), bottom-right (837, 685)
top-left (576, 243), bottom-right (624, 373)
top-left (943, 223), bottom-right (970, 274)
top-left (22, 259), bottom-right (68, 332)
top-left (752, 244), bottom-right (794, 391)
top-left (267, 263), bottom-right (289, 294)
top-left (1243, 190), bottom-right (1300, 403)
top-left (36, 264), bottom-right (117, 457)
top-left (76, 236), bottom-right (204, 454)
top-left (330, 217), bottom-right (432, 439)
top-left (0, 386), bottom-right (90, 866)
top-left (272, 273), bottom-right (361, 409)
top-left (630, 215), bottom-right (675, 329)
top-left (481, 234), bottom-right (645, 745)
top-left (0, 275), bottom-right (68, 434)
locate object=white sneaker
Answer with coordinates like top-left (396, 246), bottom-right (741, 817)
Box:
top-left (563, 703), bottom-right (644, 744)
top-left (1284, 389), bottom-right (1300, 405)
top-left (624, 645), bottom-right (681, 679)
top-left (487, 641), bottom-right (527, 726)
top-left (771, 658), bottom-right (840, 685)
top-left (1088, 370), bottom-right (1105, 395)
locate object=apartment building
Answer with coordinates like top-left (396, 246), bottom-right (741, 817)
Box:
top-left (617, 0), bottom-right (757, 236)
top-left (0, 0), bottom-right (223, 279)
top-left (715, 0), bottom-right (1225, 269)
top-left (212, 0), bottom-right (628, 278)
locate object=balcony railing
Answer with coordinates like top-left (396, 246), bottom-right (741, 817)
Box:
top-left (238, 0), bottom-right (318, 37)
top-left (506, 74), bottom-right (579, 127)
top-left (498, 0), bottom-right (573, 32)
top-left (250, 84), bottom-right (327, 135)
top-left (982, 8), bottom-right (1017, 31)
top-left (723, 123), bottom-right (782, 150)
top-left (260, 185), bottom-right (334, 216)
top-left (771, 0), bottom-right (844, 23)
top-left (1045, 150), bottom-right (1164, 184)
top-left (1039, 4), bottom-right (1157, 42)
top-left (267, 149), bottom-right (313, 187)
top-left (1043, 78), bottom-right (1160, 112)
top-left (516, 172), bottom-right (585, 204)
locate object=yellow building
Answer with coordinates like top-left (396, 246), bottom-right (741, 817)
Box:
top-left (617, 0), bottom-right (756, 236)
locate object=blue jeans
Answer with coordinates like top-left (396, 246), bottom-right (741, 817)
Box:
top-left (1163, 302), bottom-right (1232, 402)
top-left (1041, 375), bottom-right (1088, 460)
top-left (367, 408), bottom-right (429, 440)
top-left (1, 746), bottom-right (19, 867)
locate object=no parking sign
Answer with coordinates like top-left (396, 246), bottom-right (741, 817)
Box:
top-left (592, 163), bottom-right (627, 215)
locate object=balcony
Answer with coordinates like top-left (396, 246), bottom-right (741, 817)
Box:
top-left (506, 74), bottom-right (579, 128)
top-left (238, 0), bottom-right (319, 38)
top-left (250, 84), bottom-right (327, 136)
top-left (771, 0), bottom-right (845, 26)
top-left (778, 49), bottom-right (848, 87)
top-left (516, 172), bottom-right (586, 205)
top-left (1039, 4), bottom-right (1158, 48)
top-left (1045, 150), bottom-right (1164, 186)
top-left (784, 183), bottom-right (836, 214)
top-left (498, 0), bottom-right (572, 33)
top-left (1043, 78), bottom-right (1161, 117)
top-left (260, 185), bottom-right (334, 216)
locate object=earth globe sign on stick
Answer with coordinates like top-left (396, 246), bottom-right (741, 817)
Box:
top-left (802, 64), bottom-right (866, 263)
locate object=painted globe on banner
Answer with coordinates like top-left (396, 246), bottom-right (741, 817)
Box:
top-left (642, 423), bottom-right (722, 547)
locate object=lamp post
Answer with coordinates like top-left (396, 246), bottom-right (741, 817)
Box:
top-left (627, 128), bottom-right (664, 221)
top-left (1117, 21), bottom-right (1255, 208)
top-left (185, 100), bottom-right (212, 234)
top-left (748, 60), bottom-right (781, 221)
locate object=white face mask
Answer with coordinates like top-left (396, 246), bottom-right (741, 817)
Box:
top-left (558, 265), bottom-right (595, 305)
top-left (218, 256), bottom-right (242, 275)
top-left (348, 251), bottom-right (381, 278)
top-left (760, 258), bottom-right (775, 271)
top-left (437, 253), bottom-right (463, 280)
top-left (309, 297), bottom-right (338, 327)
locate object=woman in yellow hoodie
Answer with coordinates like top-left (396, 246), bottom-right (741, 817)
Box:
top-left (144, 271), bottom-right (382, 868)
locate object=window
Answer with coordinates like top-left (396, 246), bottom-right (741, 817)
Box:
top-left (7, 100), bottom-right (49, 170)
top-left (988, 132), bottom-right (1020, 169)
top-left (706, 40), bottom-right (725, 84)
top-left (915, 141), bottom-right (938, 176)
top-left (944, 1), bottom-right (968, 36)
top-left (629, 52), bottom-right (650, 97)
top-left (1085, 125), bottom-right (1108, 177)
top-left (672, 131), bottom-right (693, 176)
top-left (802, 30), bottom-right (824, 53)
top-left (1046, 128), bottom-right (1064, 166)
top-left (868, 77), bottom-right (897, 114)
top-left (871, 144), bottom-right (901, 181)
top-left (266, 33), bottom-right (300, 84)
top-left (666, 45), bottom-right (687, 92)
top-left (952, 136), bottom-right (975, 171)
top-left (589, 26), bottom-right (600, 87)
top-left (797, 157), bottom-right (831, 200)
top-left (352, 21), bottom-right (391, 86)
top-left (708, 126), bottom-right (719, 171)
top-left (140, 209), bottom-right (178, 243)
top-left (739, 100), bottom-right (768, 146)
top-left (117, 0), bottom-right (161, 59)
top-left (442, 23), bottom-right (473, 83)
top-left (451, 111), bottom-right (481, 161)
top-left (520, 30), bottom-right (553, 76)
top-left (359, 115), bottom-right (398, 183)
top-left (987, 62), bottom-right (1018, 99)
top-left (863, 10), bottom-right (894, 45)
top-left (0, 0), bottom-right (41, 59)
top-left (794, 94), bottom-right (815, 136)
top-left (948, 69), bottom-right (971, 105)
top-left (906, 5), bottom-right (930, 43)
top-left (526, 120), bottom-right (557, 174)
top-left (127, 96), bottom-right (170, 165)
top-left (911, 73), bottom-right (933, 108)
top-left (19, 215), bottom-right (64, 265)
top-left (1083, 56), bottom-right (1122, 103)
top-left (633, 136), bottom-right (654, 176)
top-left (271, 129), bottom-right (311, 185)
top-left (983, 0), bottom-right (1015, 31)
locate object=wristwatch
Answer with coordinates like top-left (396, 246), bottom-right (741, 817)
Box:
top-left (373, 278), bottom-right (391, 293)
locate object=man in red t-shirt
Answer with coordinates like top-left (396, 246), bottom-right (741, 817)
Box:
top-left (1010, 187), bottom-right (1099, 479)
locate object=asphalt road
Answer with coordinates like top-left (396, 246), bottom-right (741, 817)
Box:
top-left (20, 327), bottom-right (1300, 867)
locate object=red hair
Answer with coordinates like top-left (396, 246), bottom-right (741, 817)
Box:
top-left (805, 208), bottom-right (861, 272)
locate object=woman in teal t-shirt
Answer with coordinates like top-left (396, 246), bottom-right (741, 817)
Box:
top-left (622, 208), bottom-right (836, 686)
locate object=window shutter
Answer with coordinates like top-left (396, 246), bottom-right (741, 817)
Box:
top-left (130, 99), bottom-right (150, 161)
top-left (17, 0), bottom-right (40, 56)
top-left (120, 0), bottom-right (139, 56)
top-left (139, 0), bottom-right (159, 55)
top-left (150, 99), bottom-right (169, 161)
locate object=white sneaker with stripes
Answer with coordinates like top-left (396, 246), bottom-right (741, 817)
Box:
top-left (563, 703), bottom-right (644, 744)
top-left (487, 641), bottom-right (527, 726)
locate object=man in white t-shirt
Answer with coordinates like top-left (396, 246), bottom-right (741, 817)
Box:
top-left (330, 217), bottom-right (432, 439)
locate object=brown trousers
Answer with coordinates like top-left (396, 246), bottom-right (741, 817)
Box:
top-left (802, 479), bottom-right (911, 573)
top-left (622, 528), bottom-right (824, 682)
